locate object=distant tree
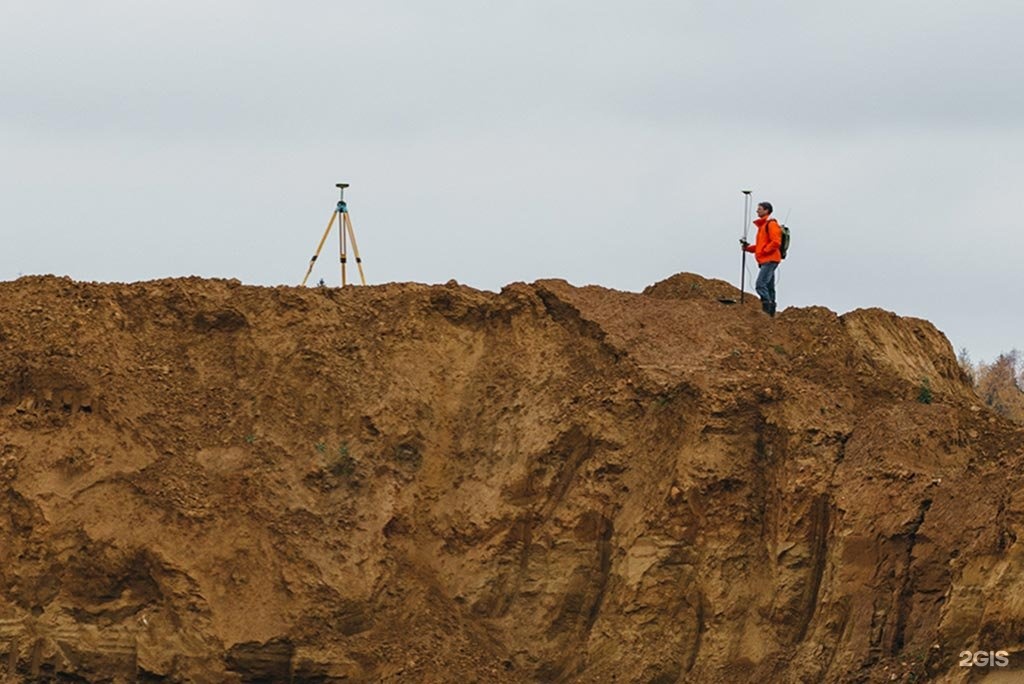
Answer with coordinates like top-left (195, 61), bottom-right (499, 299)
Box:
top-left (957, 346), bottom-right (975, 384)
top-left (974, 350), bottom-right (1024, 423)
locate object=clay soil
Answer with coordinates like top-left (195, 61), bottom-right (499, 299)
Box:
top-left (1, 272), bottom-right (1023, 683)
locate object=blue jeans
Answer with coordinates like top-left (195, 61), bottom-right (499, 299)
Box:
top-left (755, 262), bottom-right (778, 305)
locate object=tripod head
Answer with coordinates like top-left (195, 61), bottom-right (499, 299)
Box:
top-left (336, 182), bottom-right (349, 212)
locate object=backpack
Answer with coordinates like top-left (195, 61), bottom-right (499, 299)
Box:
top-left (767, 219), bottom-right (792, 259)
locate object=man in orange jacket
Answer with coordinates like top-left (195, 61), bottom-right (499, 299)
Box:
top-left (740, 201), bottom-right (782, 316)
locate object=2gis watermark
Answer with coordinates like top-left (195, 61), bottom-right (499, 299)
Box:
top-left (959, 650), bottom-right (1010, 668)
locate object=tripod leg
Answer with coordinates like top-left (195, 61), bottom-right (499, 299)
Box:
top-left (344, 213), bottom-right (367, 285)
top-left (339, 211), bottom-right (348, 286)
top-left (301, 211), bottom-right (338, 286)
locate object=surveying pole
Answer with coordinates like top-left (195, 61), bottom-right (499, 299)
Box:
top-left (301, 183), bottom-right (367, 287)
top-left (740, 190), bottom-right (751, 303)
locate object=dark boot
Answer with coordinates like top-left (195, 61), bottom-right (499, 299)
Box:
top-left (761, 300), bottom-right (772, 315)
top-left (769, 302), bottom-right (777, 317)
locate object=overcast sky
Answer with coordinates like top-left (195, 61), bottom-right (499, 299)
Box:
top-left (1, 2), bottom-right (1021, 362)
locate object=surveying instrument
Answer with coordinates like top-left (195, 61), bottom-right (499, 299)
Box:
top-left (300, 183), bottom-right (366, 287)
top-left (718, 189), bottom-right (753, 305)
top-left (739, 189), bottom-right (752, 303)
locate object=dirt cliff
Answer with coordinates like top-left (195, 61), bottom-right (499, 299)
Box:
top-left (1, 272), bottom-right (1022, 683)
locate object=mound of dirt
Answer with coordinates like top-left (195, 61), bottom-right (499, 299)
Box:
top-left (643, 271), bottom-right (757, 306)
top-left (1, 274), bottom-right (1022, 683)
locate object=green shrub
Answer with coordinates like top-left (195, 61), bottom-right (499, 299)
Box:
top-left (917, 378), bottom-right (933, 404)
top-left (329, 443), bottom-right (356, 477)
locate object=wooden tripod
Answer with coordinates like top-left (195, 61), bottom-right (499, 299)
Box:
top-left (301, 183), bottom-right (366, 286)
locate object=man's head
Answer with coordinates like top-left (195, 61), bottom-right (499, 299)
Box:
top-left (756, 201), bottom-right (773, 218)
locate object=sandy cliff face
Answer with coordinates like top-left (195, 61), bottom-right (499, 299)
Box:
top-left (0, 273), bottom-right (1022, 683)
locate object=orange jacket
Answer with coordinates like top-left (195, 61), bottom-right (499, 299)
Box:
top-left (745, 216), bottom-right (782, 264)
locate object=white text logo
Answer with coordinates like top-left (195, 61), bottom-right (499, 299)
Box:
top-left (958, 651), bottom-right (1009, 668)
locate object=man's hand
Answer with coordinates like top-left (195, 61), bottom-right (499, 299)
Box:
top-left (739, 238), bottom-right (749, 250)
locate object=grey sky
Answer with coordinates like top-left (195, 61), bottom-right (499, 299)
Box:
top-left (1, 2), bottom-right (1021, 363)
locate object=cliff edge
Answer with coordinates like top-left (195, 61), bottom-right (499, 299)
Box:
top-left (1, 273), bottom-right (1022, 683)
